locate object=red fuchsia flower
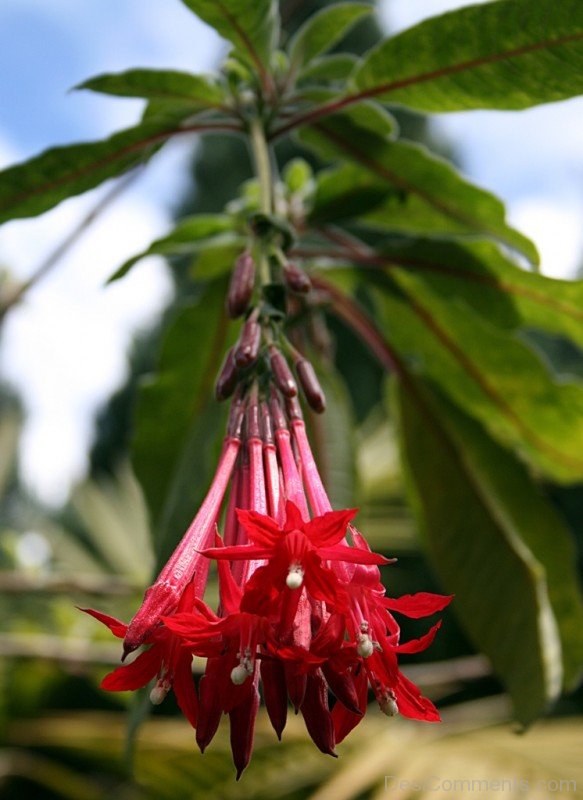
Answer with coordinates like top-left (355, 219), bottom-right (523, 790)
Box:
top-left (201, 500), bottom-right (390, 610)
top-left (80, 579), bottom-right (199, 728)
top-left (83, 371), bottom-right (453, 779)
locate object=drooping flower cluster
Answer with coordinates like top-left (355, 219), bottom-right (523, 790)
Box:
top-left (83, 386), bottom-right (452, 777)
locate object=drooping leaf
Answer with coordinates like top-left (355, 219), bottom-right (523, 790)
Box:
top-left (373, 271), bottom-right (583, 482)
top-left (76, 69), bottom-right (226, 107)
top-left (131, 281), bottom-right (236, 563)
top-left (375, 237), bottom-right (583, 350)
top-left (420, 387), bottom-right (583, 689)
top-left (354, 0), bottom-right (583, 113)
top-left (107, 214), bottom-right (241, 282)
top-left (0, 119), bottom-right (221, 224)
top-left (180, 0), bottom-right (279, 79)
top-left (300, 117), bottom-right (538, 264)
top-left (288, 3), bottom-right (372, 70)
top-left (396, 378), bottom-right (562, 725)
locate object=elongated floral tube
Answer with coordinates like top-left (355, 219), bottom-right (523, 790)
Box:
top-left (123, 435), bottom-right (241, 654)
top-left (261, 401), bottom-right (282, 523)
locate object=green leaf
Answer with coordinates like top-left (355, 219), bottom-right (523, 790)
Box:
top-left (131, 282), bottom-right (236, 563)
top-left (374, 271), bottom-right (583, 482)
top-left (300, 118), bottom-right (538, 264)
top-left (76, 69), bottom-right (226, 108)
top-left (297, 53), bottom-right (359, 86)
top-left (306, 361), bottom-right (356, 509)
top-left (0, 120), bottom-right (199, 224)
top-left (376, 237), bottom-right (583, 350)
top-left (180, 0), bottom-right (279, 78)
top-left (354, 0), bottom-right (583, 113)
top-left (107, 214), bottom-right (240, 282)
top-left (396, 378), bottom-right (563, 724)
top-left (288, 3), bottom-right (372, 69)
top-left (309, 163), bottom-right (399, 225)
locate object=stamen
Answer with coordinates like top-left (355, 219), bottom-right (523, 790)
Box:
top-left (380, 691), bottom-right (399, 717)
top-left (286, 563), bottom-right (304, 589)
top-left (150, 679), bottom-right (170, 705)
top-left (356, 621), bottom-right (374, 658)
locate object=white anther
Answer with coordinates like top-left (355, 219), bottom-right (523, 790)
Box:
top-left (356, 633), bottom-right (374, 658)
top-left (380, 692), bottom-right (399, 717)
top-left (149, 681), bottom-right (170, 705)
top-left (286, 563), bottom-right (304, 589)
top-left (230, 664), bottom-right (249, 685)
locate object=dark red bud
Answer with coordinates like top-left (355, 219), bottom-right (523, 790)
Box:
top-left (300, 673), bottom-right (337, 757)
top-left (284, 661), bottom-right (306, 712)
top-left (215, 348), bottom-right (238, 401)
top-left (283, 261), bottom-right (311, 294)
top-left (229, 685), bottom-right (260, 780)
top-left (227, 252), bottom-right (255, 318)
top-left (322, 663), bottom-right (362, 715)
top-left (260, 659), bottom-right (288, 739)
top-left (196, 668), bottom-right (222, 753)
top-left (234, 319), bottom-right (261, 368)
top-left (296, 358), bottom-right (326, 413)
top-left (269, 347), bottom-right (297, 398)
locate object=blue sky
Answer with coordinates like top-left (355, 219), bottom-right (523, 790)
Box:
top-left (0, 0), bottom-right (582, 504)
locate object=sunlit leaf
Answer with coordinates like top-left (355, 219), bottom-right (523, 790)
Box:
top-left (354, 0), bottom-right (583, 112)
top-left (289, 3), bottom-right (372, 69)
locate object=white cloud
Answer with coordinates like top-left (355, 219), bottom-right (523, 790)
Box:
top-left (0, 176), bottom-right (174, 505)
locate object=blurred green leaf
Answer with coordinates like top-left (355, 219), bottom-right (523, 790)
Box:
top-left (76, 69), bottom-right (225, 108)
top-left (396, 379), bottom-right (562, 724)
top-left (180, 0), bottom-right (279, 75)
top-left (131, 282), bottom-right (236, 563)
top-left (300, 120), bottom-right (538, 264)
top-left (354, 0), bottom-right (583, 112)
top-left (0, 120), bottom-right (193, 224)
top-left (288, 3), bottom-right (372, 69)
top-left (376, 237), bottom-right (583, 350)
top-left (373, 271), bottom-right (583, 482)
top-left (297, 53), bottom-right (359, 86)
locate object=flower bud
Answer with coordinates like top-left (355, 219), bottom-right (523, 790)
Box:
top-left (215, 348), bottom-right (238, 401)
top-left (283, 261), bottom-right (311, 294)
top-left (269, 347), bottom-right (297, 398)
top-left (234, 318), bottom-right (261, 368)
top-left (227, 252), bottom-right (255, 318)
top-left (295, 358), bottom-right (326, 413)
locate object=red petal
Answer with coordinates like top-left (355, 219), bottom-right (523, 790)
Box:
top-left (304, 556), bottom-right (340, 604)
top-left (217, 560), bottom-right (243, 615)
top-left (173, 652), bottom-right (198, 729)
top-left (100, 644), bottom-right (161, 691)
top-left (384, 592), bottom-right (454, 618)
top-left (235, 508), bottom-right (281, 547)
top-left (196, 668), bottom-right (222, 752)
top-left (300, 672), bottom-right (337, 756)
top-left (261, 658), bottom-right (287, 739)
top-left (331, 665), bottom-right (368, 743)
top-left (303, 508), bottom-right (357, 547)
top-left (229, 682), bottom-right (260, 780)
top-left (284, 500), bottom-right (306, 530)
top-left (394, 672), bottom-right (441, 722)
top-left (176, 579), bottom-right (197, 614)
top-left (79, 607), bottom-right (127, 639)
top-left (201, 544), bottom-right (272, 561)
top-left (311, 613), bottom-right (345, 656)
top-left (317, 545), bottom-right (391, 565)
top-left (395, 621), bottom-right (442, 654)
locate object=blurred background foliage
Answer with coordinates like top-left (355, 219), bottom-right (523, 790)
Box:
top-left (0, 0), bottom-right (582, 797)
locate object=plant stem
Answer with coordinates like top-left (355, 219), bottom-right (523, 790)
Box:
top-left (249, 117), bottom-right (274, 286)
top-left (249, 117), bottom-right (273, 215)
